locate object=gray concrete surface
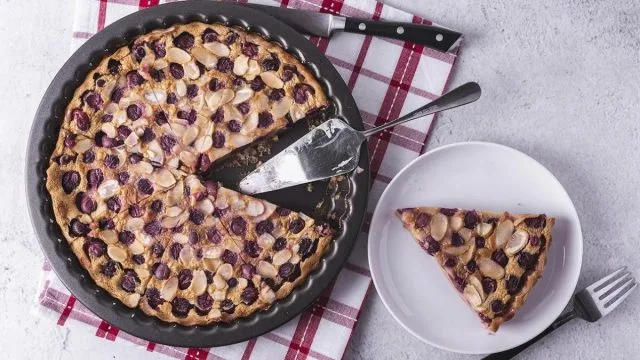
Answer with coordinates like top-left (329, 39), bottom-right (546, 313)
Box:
top-left (1, 0), bottom-right (638, 359)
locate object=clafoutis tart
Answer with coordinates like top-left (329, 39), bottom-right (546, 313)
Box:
top-left (396, 207), bottom-right (554, 332)
top-left (46, 22), bottom-right (334, 325)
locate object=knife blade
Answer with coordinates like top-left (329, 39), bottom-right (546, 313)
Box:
top-left (243, 3), bottom-right (462, 53)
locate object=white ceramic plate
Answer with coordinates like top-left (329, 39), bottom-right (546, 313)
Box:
top-left (368, 142), bottom-right (582, 354)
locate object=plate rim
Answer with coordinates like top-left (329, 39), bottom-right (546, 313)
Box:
top-left (25, 1), bottom-right (370, 348)
top-left (367, 141), bottom-right (583, 354)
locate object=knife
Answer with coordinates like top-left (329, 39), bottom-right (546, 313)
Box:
top-left (238, 82), bottom-right (481, 194)
top-left (243, 3), bottom-right (462, 53)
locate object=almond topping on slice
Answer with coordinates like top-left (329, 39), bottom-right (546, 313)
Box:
top-left (203, 245), bottom-right (223, 259)
top-left (101, 123), bottom-right (117, 138)
top-left (213, 289), bottom-right (227, 301)
top-left (237, 278), bottom-right (248, 290)
top-left (194, 135), bottom-right (213, 153)
top-left (217, 263), bottom-right (233, 280)
top-left (166, 206), bottom-right (183, 217)
top-left (257, 261), bottom-right (278, 278)
top-left (73, 138), bottom-right (93, 153)
top-left (182, 126), bottom-right (199, 146)
top-left (184, 62), bottom-right (200, 80)
top-left (290, 254), bottom-right (301, 264)
top-left (101, 230), bottom-right (118, 244)
top-left (261, 286), bottom-right (277, 303)
top-left (161, 277), bottom-right (178, 301)
top-left (124, 293), bottom-right (140, 308)
top-left (132, 161), bottom-right (154, 175)
top-left (179, 151), bottom-right (197, 168)
top-left (463, 284), bottom-right (483, 307)
top-left (247, 59), bottom-right (260, 77)
top-left (476, 222), bottom-right (494, 237)
top-left (245, 200), bottom-right (265, 216)
top-left (232, 87), bottom-right (254, 105)
top-left (458, 228), bottom-right (473, 241)
top-left (97, 179), bottom-right (120, 199)
top-left (213, 273), bottom-right (226, 289)
top-left (430, 213), bottom-right (448, 241)
top-left (153, 168), bottom-right (176, 188)
top-left (167, 47), bottom-right (191, 64)
top-left (505, 230), bottom-right (529, 255)
top-left (175, 79), bottom-right (187, 97)
top-left (273, 249), bottom-right (292, 266)
top-left (203, 41), bottom-right (230, 57)
top-left (443, 244), bottom-right (469, 256)
top-left (467, 276), bottom-right (485, 301)
top-left (260, 71), bottom-right (284, 89)
top-left (257, 233), bottom-right (276, 248)
top-left (129, 240), bottom-right (144, 255)
top-left (107, 245), bottom-right (126, 263)
top-left (450, 216), bottom-right (463, 231)
top-left (478, 258), bottom-right (505, 279)
top-left (233, 54), bottom-right (249, 76)
top-left (125, 218), bottom-right (144, 232)
top-left (191, 47), bottom-right (217, 68)
top-left (203, 258), bottom-right (221, 272)
top-left (173, 233), bottom-right (189, 244)
top-left (494, 219), bottom-right (514, 248)
top-left (192, 270), bottom-right (207, 295)
top-left (179, 245), bottom-right (194, 263)
top-left (144, 89), bottom-right (166, 104)
top-left (195, 199), bottom-right (214, 215)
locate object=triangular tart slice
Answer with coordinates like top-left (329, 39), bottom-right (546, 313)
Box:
top-left (396, 207), bottom-right (554, 332)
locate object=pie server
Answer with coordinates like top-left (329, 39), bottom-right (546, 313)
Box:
top-left (239, 82), bottom-right (481, 194)
top-left (243, 3), bottom-right (463, 53)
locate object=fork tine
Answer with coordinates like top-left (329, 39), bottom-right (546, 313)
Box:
top-left (597, 271), bottom-right (631, 300)
top-left (603, 280), bottom-right (637, 310)
top-left (589, 266), bottom-right (628, 292)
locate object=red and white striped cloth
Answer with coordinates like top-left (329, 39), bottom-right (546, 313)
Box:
top-left (38, 0), bottom-right (459, 358)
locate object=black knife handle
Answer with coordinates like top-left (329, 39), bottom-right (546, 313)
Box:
top-left (343, 18), bottom-right (461, 52)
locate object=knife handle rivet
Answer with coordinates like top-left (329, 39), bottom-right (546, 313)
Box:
top-left (396, 26), bottom-right (405, 34)
top-left (358, 23), bottom-right (366, 31)
top-left (436, 34), bottom-right (444, 42)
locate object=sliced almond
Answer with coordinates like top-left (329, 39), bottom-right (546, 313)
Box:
top-left (206, 89), bottom-right (234, 109)
top-left (203, 41), bottom-right (230, 57)
top-left (242, 112), bottom-right (259, 135)
top-left (194, 135), bottom-right (213, 153)
top-left (247, 59), bottom-right (260, 77)
top-left (505, 230), bottom-right (529, 255)
top-left (175, 79), bottom-right (187, 97)
top-left (166, 206), bottom-right (183, 217)
top-left (167, 157), bottom-right (180, 169)
top-left (97, 179), bottom-right (120, 199)
top-left (124, 132), bottom-right (139, 148)
top-left (160, 211), bottom-right (188, 228)
top-left (73, 138), bottom-right (93, 153)
top-left (191, 47), bottom-right (217, 68)
top-left (271, 98), bottom-right (293, 119)
top-left (107, 245), bottom-right (126, 263)
top-left (173, 233), bottom-right (189, 244)
top-left (101, 230), bottom-right (118, 245)
top-left (245, 200), bottom-right (265, 217)
top-left (430, 213), bottom-right (448, 241)
top-left (233, 54), bottom-right (249, 76)
top-left (458, 228), bottom-right (473, 241)
top-left (213, 289), bottom-right (227, 301)
top-left (179, 245), bottom-right (194, 263)
top-left (153, 168), bottom-right (176, 188)
top-left (476, 222), bottom-right (494, 237)
top-left (257, 261), bottom-right (277, 278)
top-left (237, 278), bottom-right (248, 290)
top-left (232, 87), bottom-right (253, 105)
top-left (168, 181), bottom-right (184, 205)
top-left (214, 195), bottom-right (229, 210)
top-left (217, 263), bottom-right (233, 280)
top-left (179, 151), bottom-right (197, 168)
top-left (289, 107), bottom-right (305, 122)
top-left (144, 89), bottom-right (167, 104)
top-left (450, 216), bottom-right (463, 231)
top-left (203, 245), bottom-right (223, 259)
top-left (478, 258), bottom-right (505, 279)
top-left (146, 140), bottom-right (164, 165)
top-left (124, 293), bottom-right (140, 308)
top-left (273, 249), bottom-right (292, 266)
top-left (182, 126), bottom-right (199, 146)
top-left (125, 218), bottom-right (144, 232)
top-left (203, 258), bottom-right (222, 272)
top-left (195, 198), bottom-right (213, 215)
top-left (192, 270), bottom-right (207, 295)
top-left (468, 276), bottom-right (485, 300)
top-left (131, 161), bottom-right (154, 175)
top-left (443, 244), bottom-right (469, 256)
top-left (229, 133), bottom-right (251, 147)
top-left (184, 62), bottom-right (200, 80)
top-left (213, 273), bottom-right (226, 289)
top-left (260, 71), bottom-right (284, 89)
top-left (101, 123), bottom-right (117, 138)
top-left (167, 47), bottom-right (191, 64)
top-left (494, 219), bottom-right (514, 248)
top-left (154, 59), bottom-right (169, 69)
top-left (136, 268), bottom-right (150, 281)
top-left (257, 233), bottom-right (276, 248)
top-left (463, 284), bottom-right (483, 307)
top-left (160, 277), bottom-right (178, 301)
top-left (129, 240), bottom-right (144, 255)
top-left (260, 287), bottom-right (276, 303)
top-left (461, 244), bottom-right (476, 263)
top-left (140, 233), bottom-right (154, 247)
top-left (290, 254), bottom-right (301, 264)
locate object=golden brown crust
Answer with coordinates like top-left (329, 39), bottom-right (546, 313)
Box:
top-left (397, 207), bottom-right (554, 332)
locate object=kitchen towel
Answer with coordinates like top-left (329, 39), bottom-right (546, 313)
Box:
top-left (38, 0), bottom-right (459, 359)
